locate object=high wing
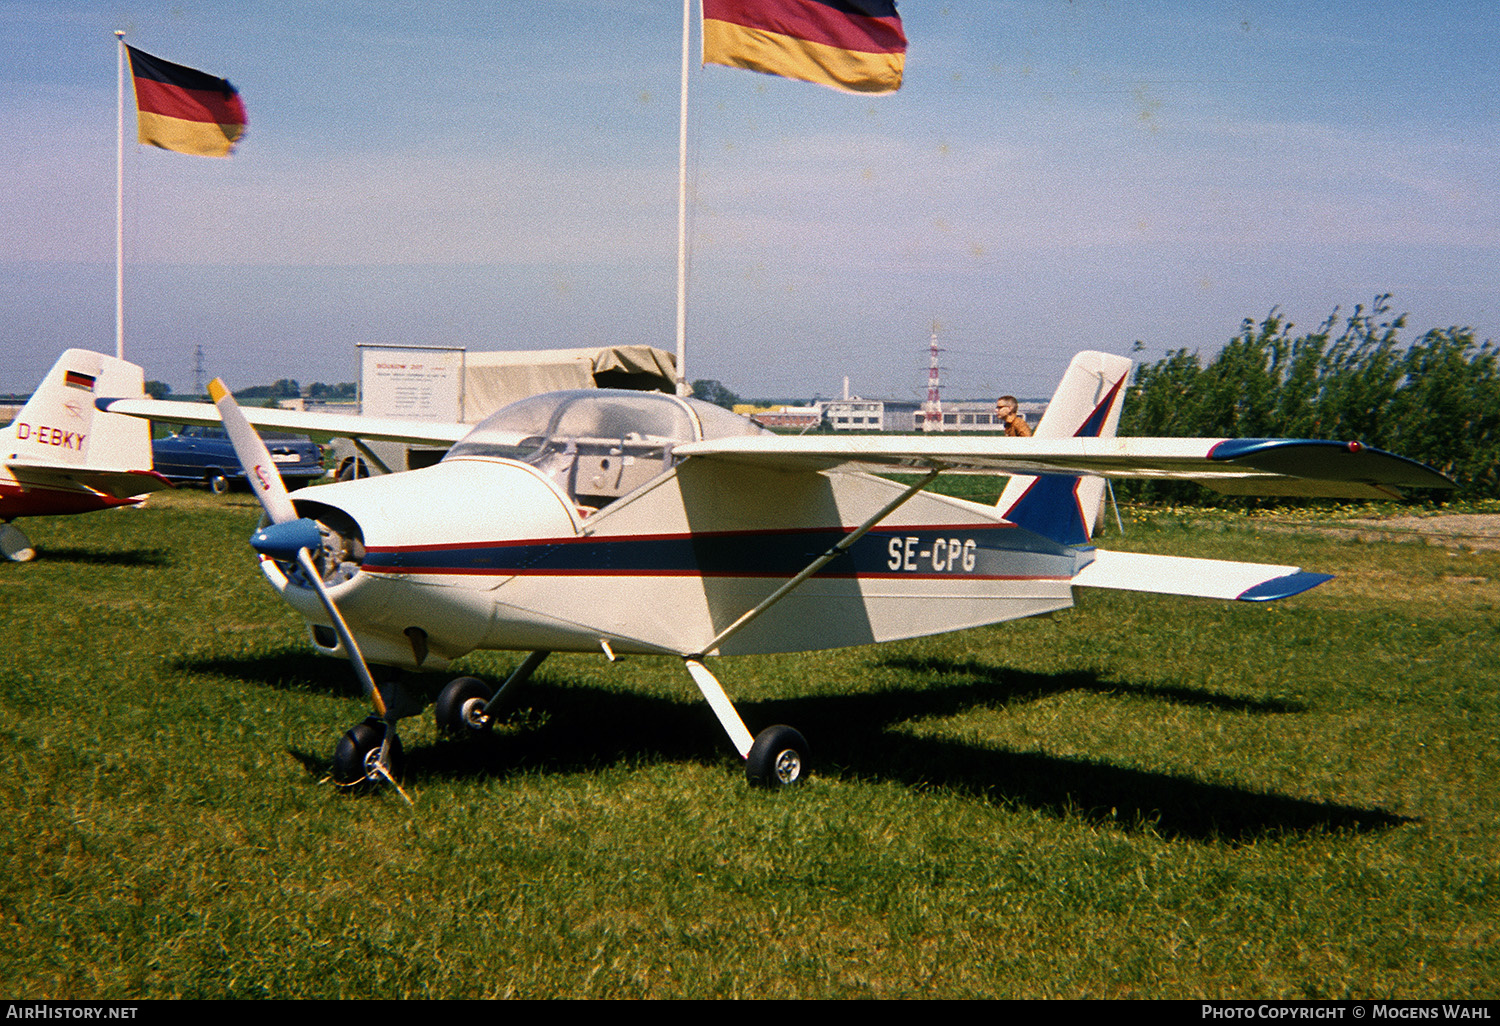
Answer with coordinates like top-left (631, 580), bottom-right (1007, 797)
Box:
top-left (97, 398), bottom-right (471, 448)
top-left (673, 435), bottom-right (1456, 499)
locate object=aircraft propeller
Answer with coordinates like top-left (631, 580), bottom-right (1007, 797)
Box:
top-left (207, 379), bottom-right (410, 801)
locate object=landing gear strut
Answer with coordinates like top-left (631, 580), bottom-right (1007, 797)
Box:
top-left (434, 652), bottom-right (550, 740)
top-left (684, 658), bottom-right (811, 788)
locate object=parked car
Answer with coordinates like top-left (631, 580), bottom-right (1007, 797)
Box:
top-left (153, 425), bottom-right (325, 493)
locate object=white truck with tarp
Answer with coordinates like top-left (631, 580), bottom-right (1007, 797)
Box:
top-left (331, 344), bottom-right (678, 479)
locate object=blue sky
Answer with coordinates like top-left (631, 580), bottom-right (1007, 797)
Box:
top-left (2, 1), bottom-right (1496, 401)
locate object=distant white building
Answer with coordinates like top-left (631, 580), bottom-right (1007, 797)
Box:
top-left (820, 398), bottom-right (921, 431)
top-left (820, 397), bottom-right (1045, 433)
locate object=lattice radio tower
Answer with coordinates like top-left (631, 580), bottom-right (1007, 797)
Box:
top-left (922, 323), bottom-right (945, 432)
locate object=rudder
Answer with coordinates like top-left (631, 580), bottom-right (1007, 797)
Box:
top-left (995, 351), bottom-right (1133, 546)
top-left (6, 349), bottom-right (153, 472)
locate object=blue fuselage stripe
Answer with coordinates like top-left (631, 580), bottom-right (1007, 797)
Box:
top-left (361, 524), bottom-right (1076, 580)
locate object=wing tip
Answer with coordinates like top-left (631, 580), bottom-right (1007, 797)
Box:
top-left (1208, 437), bottom-right (1457, 491)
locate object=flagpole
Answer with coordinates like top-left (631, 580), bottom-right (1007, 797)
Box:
top-left (674, 0), bottom-right (691, 396)
top-left (115, 30), bottom-right (126, 361)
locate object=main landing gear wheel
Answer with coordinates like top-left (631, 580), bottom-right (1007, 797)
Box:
top-left (746, 725), bottom-right (810, 789)
top-left (434, 677), bottom-right (495, 738)
top-left (0, 523), bottom-right (36, 563)
top-left (331, 716), bottom-right (405, 790)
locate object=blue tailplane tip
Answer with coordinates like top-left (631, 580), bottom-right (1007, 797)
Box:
top-left (1237, 571), bottom-right (1335, 602)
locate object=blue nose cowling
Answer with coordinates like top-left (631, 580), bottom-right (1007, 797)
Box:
top-left (250, 517), bottom-right (323, 561)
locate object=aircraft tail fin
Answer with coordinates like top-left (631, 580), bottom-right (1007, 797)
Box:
top-left (996, 351), bottom-right (1133, 545)
top-left (5, 349), bottom-right (154, 474)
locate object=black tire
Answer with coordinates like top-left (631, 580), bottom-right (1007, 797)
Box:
top-left (207, 472), bottom-right (230, 495)
top-left (331, 716), bottom-right (405, 790)
top-left (0, 523), bottom-right (36, 562)
top-left (434, 677), bottom-right (494, 738)
top-left (745, 725), bottom-right (810, 789)
top-left (337, 459), bottom-right (368, 482)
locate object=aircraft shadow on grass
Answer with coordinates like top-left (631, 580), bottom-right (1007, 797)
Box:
top-left (877, 654), bottom-right (1309, 716)
top-left (177, 648), bottom-right (370, 700)
top-left (30, 546), bottom-right (171, 568)
top-left (743, 657), bottom-right (1407, 844)
top-left (185, 648), bottom-right (1408, 843)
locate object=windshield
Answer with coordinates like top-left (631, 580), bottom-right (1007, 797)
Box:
top-left (445, 389), bottom-right (767, 508)
top-left (443, 392), bottom-right (562, 462)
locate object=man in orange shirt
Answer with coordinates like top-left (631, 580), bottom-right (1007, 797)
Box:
top-left (996, 395), bottom-right (1032, 437)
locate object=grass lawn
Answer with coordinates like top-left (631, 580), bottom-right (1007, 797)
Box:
top-left (1, 488), bottom-right (1496, 998)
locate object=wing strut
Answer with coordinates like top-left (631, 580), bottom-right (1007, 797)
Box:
top-left (678, 468), bottom-right (941, 783)
top-left (691, 468), bottom-right (943, 659)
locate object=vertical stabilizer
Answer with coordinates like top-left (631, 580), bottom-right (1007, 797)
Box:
top-left (4, 349), bottom-right (153, 472)
top-left (995, 351), bottom-right (1133, 545)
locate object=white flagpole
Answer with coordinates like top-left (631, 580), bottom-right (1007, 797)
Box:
top-left (115, 30), bottom-right (126, 361)
top-left (674, 0), bottom-right (691, 395)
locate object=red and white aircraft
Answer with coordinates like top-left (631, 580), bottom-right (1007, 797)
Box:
top-left (1, 350), bottom-right (171, 561)
top-left (103, 352), bottom-right (1453, 793)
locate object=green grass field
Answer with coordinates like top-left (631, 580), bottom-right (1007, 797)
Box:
top-left (2, 489), bottom-right (1497, 998)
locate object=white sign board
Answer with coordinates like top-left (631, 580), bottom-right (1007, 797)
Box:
top-left (360, 347), bottom-right (465, 421)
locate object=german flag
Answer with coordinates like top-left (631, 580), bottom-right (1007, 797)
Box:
top-left (703, 0), bottom-right (906, 95)
top-left (126, 45), bottom-right (246, 158)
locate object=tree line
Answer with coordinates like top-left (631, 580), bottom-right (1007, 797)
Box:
top-left (142, 380), bottom-right (358, 401)
top-left (1118, 296), bottom-right (1499, 502)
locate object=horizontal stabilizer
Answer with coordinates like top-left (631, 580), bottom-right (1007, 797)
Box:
top-left (5, 464), bottom-right (173, 500)
top-left (1072, 549), bottom-right (1332, 602)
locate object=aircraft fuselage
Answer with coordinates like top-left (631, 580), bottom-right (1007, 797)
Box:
top-left (268, 455), bottom-right (1085, 672)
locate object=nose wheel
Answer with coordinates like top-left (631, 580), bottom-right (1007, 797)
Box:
top-left (331, 716), bottom-right (405, 791)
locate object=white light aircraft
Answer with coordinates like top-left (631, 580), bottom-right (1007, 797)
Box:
top-left (102, 352), bottom-right (1454, 793)
top-left (1, 349), bottom-right (172, 561)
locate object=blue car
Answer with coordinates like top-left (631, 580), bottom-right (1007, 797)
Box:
top-left (153, 425), bottom-right (325, 493)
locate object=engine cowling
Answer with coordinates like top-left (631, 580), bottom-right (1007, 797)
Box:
top-left (257, 458), bottom-right (582, 671)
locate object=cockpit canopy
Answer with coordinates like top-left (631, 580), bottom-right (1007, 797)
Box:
top-left (444, 389), bottom-right (768, 509)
